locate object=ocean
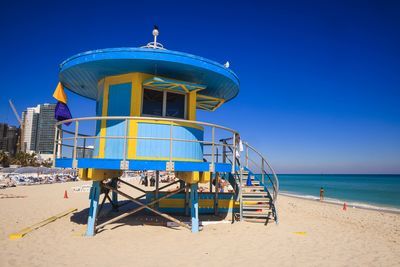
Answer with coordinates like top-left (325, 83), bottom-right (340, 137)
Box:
top-left (276, 174), bottom-right (400, 212)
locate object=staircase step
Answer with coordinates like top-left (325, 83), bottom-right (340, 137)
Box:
top-left (242, 198), bottom-right (270, 202)
top-left (242, 186), bottom-right (264, 190)
top-left (243, 205), bottom-right (271, 209)
top-left (242, 192), bottom-right (269, 196)
top-left (243, 211), bottom-right (271, 218)
top-left (243, 218), bottom-right (274, 223)
top-left (240, 181), bottom-right (260, 185)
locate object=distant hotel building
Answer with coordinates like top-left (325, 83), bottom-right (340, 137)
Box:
top-left (0, 123), bottom-right (20, 156)
top-left (22, 103), bottom-right (56, 159)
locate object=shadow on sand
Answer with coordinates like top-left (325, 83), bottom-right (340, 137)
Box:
top-left (70, 200), bottom-right (232, 234)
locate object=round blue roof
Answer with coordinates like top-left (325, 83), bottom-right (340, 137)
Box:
top-left (59, 47), bottom-right (240, 102)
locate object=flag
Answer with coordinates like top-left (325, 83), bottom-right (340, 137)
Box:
top-left (55, 101), bottom-right (72, 126)
top-left (53, 82), bottom-right (72, 125)
top-left (53, 82), bottom-right (67, 104)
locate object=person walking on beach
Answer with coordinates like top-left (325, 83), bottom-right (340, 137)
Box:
top-left (320, 187), bottom-right (325, 201)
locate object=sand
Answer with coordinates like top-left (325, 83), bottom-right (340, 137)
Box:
top-left (0, 180), bottom-right (399, 267)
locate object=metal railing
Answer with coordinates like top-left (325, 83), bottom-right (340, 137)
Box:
top-left (54, 116), bottom-right (279, 221)
top-left (54, 116), bottom-right (238, 172)
top-left (244, 142), bottom-right (279, 204)
top-left (219, 138), bottom-right (279, 222)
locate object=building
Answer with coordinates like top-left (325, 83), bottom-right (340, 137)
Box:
top-left (22, 104), bottom-right (56, 158)
top-left (0, 123), bottom-right (20, 156)
top-left (36, 104), bottom-right (57, 154)
top-left (22, 106), bottom-right (39, 153)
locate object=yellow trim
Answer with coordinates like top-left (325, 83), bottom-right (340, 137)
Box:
top-left (9, 208), bottom-right (77, 240)
top-left (87, 169), bottom-right (122, 181)
top-left (196, 94), bottom-right (225, 111)
top-left (143, 75), bottom-right (206, 93)
top-left (129, 73), bottom-right (151, 158)
top-left (199, 171), bottom-right (210, 183)
top-left (98, 81), bottom-right (109, 158)
top-left (104, 73), bottom-right (136, 84)
top-left (188, 91), bottom-right (197, 120)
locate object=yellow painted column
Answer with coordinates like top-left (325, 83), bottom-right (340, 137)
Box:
top-left (187, 91), bottom-right (197, 121)
top-left (98, 80), bottom-right (109, 158)
top-left (128, 72), bottom-right (152, 159)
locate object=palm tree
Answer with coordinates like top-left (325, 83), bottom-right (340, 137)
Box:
top-left (0, 151), bottom-right (10, 167)
top-left (11, 151), bottom-right (39, 167)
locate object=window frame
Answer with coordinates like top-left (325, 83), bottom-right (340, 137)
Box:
top-left (141, 87), bottom-right (187, 119)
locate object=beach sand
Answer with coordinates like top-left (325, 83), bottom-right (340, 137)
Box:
top-left (0, 181), bottom-right (399, 267)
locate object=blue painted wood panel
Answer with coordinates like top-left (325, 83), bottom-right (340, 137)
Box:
top-left (104, 83), bottom-right (131, 159)
top-left (136, 122), bottom-right (203, 160)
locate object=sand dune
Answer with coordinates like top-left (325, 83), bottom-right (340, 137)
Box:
top-left (0, 181), bottom-right (399, 267)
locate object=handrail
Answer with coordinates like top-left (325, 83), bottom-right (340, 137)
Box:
top-left (54, 116), bottom-right (279, 220)
top-left (55, 116), bottom-right (239, 173)
top-left (56, 116), bottom-right (238, 134)
top-left (244, 142), bottom-right (279, 204)
top-left (219, 138), bottom-right (279, 221)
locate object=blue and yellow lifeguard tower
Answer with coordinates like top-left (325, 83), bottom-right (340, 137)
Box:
top-left (54, 28), bottom-right (279, 236)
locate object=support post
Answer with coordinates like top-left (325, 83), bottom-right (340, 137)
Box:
top-left (214, 172), bottom-right (219, 215)
top-left (72, 121), bottom-right (79, 168)
top-left (86, 181), bottom-right (101, 236)
top-left (111, 179), bottom-right (118, 211)
top-left (190, 183), bottom-right (199, 233)
top-left (185, 183), bottom-right (190, 216)
top-left (239, 168), bottom-right (243, 221)
top-left (155, 171), bottom-right (159, 210)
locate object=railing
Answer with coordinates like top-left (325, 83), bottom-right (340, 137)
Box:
top-left (244, 142), bottom-right (279, 204)
top-left (54, 116), bottom-right (279, 221)
top-left (54, 116), bottom-right (238, 172)
top-left (219, 138), bottom-right (279, 222)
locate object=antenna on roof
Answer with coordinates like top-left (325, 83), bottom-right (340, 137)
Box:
top-left (153, 25), bottom-right (159, 47)
top-left (142, 25), bottom-right (166, 50)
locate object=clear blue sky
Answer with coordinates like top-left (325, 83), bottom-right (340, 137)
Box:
top-left (1, 0), bottom-right (399, 174)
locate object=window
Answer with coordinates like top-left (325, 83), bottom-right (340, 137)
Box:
top-left (142, 89), bottom-right (163, 117)
top-left (142, 88), bottom-right (186, 119)
top-left (166, 92), bottom-right (185, 118)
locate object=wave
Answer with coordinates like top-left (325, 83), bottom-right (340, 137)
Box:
top-left (279, 191), bottom-right (400, 214)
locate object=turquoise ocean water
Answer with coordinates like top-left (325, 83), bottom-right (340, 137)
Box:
top-left (276, 174), bottom-right (400, 212)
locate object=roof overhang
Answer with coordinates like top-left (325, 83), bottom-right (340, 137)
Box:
top-left (59, 48), bottom-right (240, 105)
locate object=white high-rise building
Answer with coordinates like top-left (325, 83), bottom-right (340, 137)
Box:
top-left (22, 106), bottom-right (40, 153)
top-left (22, 104), bottom-right (56, 158)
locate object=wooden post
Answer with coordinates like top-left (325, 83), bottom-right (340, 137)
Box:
top-left (86, 181), bottom-right (101, 236)
top-left (190, 183), bottom-right (199, 233)
top-left (155, 171), bottom-right (159, 210)
top-left (214, 172), bottom-right (219, 215)
top-left (185, 183), bottom-right (189, 216)
top-left (209, 172), bottom-right (213, 193)
top-left (111, 178), bottom-right (118, 211)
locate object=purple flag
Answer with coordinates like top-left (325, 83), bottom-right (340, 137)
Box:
top-left (54, 101), bottom-right (72, 125)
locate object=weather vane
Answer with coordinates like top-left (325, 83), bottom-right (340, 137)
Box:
top-left (142, 25), bottom-right (165, 49)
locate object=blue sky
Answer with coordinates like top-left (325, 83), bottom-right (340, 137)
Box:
top-left (0, 0), bottom-right (399, 174)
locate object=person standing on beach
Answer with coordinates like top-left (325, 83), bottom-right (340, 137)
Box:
top-left (320, 187), bottom-right (325, 201)
top-left (235, 133), bottom-right (243, 166)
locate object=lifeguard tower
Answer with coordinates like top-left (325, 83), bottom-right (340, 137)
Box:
top-left (54, 28), bottom-right (279, 236)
